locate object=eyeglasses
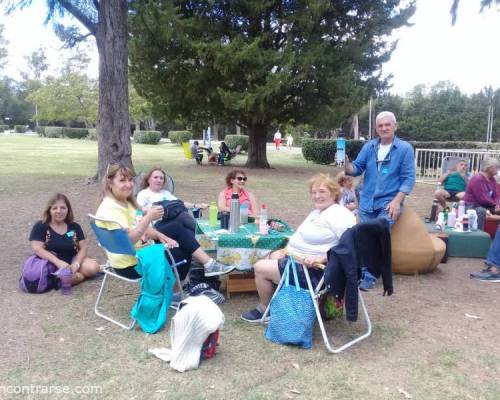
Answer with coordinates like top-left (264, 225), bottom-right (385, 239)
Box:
top-left (236, 176), bottom-right (247, 181)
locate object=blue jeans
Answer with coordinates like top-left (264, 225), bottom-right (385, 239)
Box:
top-left (485, 225), bottom-right (500, 267)
top-left (358, 205), bottom-right (402, 228)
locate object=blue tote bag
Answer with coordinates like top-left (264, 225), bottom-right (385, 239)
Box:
top-left (265, 257), bottom-right (316, 349)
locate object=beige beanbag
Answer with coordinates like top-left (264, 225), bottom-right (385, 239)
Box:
top-left (391, 208), bottom-right (446, 275)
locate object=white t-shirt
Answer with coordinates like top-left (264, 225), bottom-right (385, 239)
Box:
top-left (287, 204), bottom-right (356, 258)
top-left (274, 130), bottom-right (282, 140)
top-left (136, 188), bottom-right (177, 209)
top-left (377, 143), bottom-right (391, 162)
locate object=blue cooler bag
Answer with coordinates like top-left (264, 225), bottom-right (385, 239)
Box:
top-left (265, 257), bottom-right (316, 349)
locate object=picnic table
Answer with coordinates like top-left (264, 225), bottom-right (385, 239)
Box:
top-left (196, 219), bottom-right (294, 296)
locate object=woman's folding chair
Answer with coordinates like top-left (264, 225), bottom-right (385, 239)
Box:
top-left (261, 260), bottom-right (371, 353)
top-left (88, 214), bottom-right (186, 330)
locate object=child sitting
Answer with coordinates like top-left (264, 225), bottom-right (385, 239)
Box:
top-left (337, 172), bottom-right (358, 214)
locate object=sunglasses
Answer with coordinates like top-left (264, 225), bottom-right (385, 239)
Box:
top-left (236, 176), bottom-right (247, 181)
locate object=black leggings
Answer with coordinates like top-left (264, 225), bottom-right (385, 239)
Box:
top-left (154, 212), bottom-right (201, 280)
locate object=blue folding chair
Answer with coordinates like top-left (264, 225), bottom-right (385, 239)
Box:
top-left (89, 214), bottom-right (186, 330)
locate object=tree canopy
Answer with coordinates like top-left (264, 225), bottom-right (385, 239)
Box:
top-left (129, 0), bottom-right (415, 167)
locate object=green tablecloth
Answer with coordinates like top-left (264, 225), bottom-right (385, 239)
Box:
top-left (196, 220), bottom-right (293, 270)
top-left (425, 223), bottom-right (491, 258)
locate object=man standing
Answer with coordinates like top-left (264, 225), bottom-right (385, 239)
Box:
top-left (345, 111), bottom-right (415, 289)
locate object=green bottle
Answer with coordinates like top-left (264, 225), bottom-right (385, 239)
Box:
top-left (209, 202), bottom-right (218, 228)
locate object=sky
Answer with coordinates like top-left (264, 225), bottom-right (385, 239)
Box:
top-left (1, 0), bottom-right (500, 95)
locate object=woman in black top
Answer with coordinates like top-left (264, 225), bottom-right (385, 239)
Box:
top-left (29, 193), bottom-right (100, 285)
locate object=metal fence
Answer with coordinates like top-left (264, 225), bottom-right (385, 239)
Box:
top-left (415, 148), bottom-right (500, 184)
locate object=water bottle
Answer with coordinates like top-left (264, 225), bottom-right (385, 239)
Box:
top-left (133, 209), bottom-right (143, 228)
top-left (447, 208), bottom-right (456, 228)
top-left (59, 268), bottom-right (73, 295)
top-left (436, 211), bottom-right (445, 230)
top-left (240, 202), bottom-right (249, 225)
top-left (336, 133), bottom-right (346, 167)
top-left (467, 210), bottom-right (478, 231)
top-left (208, 202), bottom-right (218, 228)
top-left (429, 199), bottom-right (439, 222)
top-left (259, 204), bottom-right (268, 235)
top-left (443, 207), bottom-right (449, 227)
top-left (457, 200), bottom-right (465, 219)
top-left (229, 193), bottom-right (240, 233)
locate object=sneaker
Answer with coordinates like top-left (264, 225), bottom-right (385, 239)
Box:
top-left (204, 260), bottom-right (236, 277)
top-left (359, 268), bottom-right (377, 291)
top-left (470, 265), bottom-right (500, 282)
top-left (240, 308), bottom-right (270, 323)
top-left (169, 291), bottom-right (185, 310)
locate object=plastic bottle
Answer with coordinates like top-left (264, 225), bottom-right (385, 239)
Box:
top-left (429, 199), bottom-right (439, 222)
top-left (209, 202), bottom-right (218, 228)
top-left (259, 204), bottom-right (268, 235)
top-left (447, 208), bottom-right (456, 228)
top-left (462, 215), bottom-right (469, 232)
top-left (467, 209), bottom-right (478, 231)
top-left (229, 193), bottom-right (240, 233)
top-left (59, 268), bottom-right (73, 295)
top-left (133, 209), bottom-right (143, 228)
top-left (240, 202), bottom-right (249, 225)
top-left (336, 133), bottom-right (346, 167)
top-left (443, 207), bottom-right (449, 227)
top-left (436, 212), bottom-right (445, 230)
top-left (457, 200), bottom-right (465, 219)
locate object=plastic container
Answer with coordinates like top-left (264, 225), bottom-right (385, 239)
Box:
top-left (259, 204), bottom-right (268, 235)
top-left (59, 268), bottom-right (73, 295)
top-left (467, 209), bottom-right (478, 231)
top-left (208, 202), bottom-right (218, 228)
top-left (447, 209), bottom-right (456, 228)
top-left (240, 203), bottom-right (249, 225)
top-left (457, 200), bottom-right (465, 219)
top-left (229, 193), bottom-right (240, 233)
top-left (335, 134), bottom-right (346, 167)
top-left (462, 215), bottom-right (469, 232)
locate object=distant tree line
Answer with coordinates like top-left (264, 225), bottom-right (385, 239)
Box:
top-left (356, 82), bottom-right (500, 142)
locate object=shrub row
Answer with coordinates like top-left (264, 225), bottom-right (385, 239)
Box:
top-left (87, 128), bottom-right (97, 141)
top-left (169, 130), bottom-right (192, 145)
top-left (0, 124), bottom-right (9, 132)
top-left (43, 127), bottom-right (90, 139)
top-left (134, 130), bottom-right (161, 145)
top-left (224, 134), bottom-right (249, 153)
top-left (14, 125), bottom-right (27, 133)
top-left (302, 139), bottom-right (365, 165)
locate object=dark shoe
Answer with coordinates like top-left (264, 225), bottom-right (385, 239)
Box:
top-left (204, 260), bottom-right (236, 277)
top-left (169, 291), bottom-right (186, 310)
top-left (241, 307), bottom-right (270, 323)
top-left (470, 265), bottom-right (500, 282)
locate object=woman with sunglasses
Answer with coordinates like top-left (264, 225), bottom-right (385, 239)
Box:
top-left (217, 169), bottom-right (258, 216)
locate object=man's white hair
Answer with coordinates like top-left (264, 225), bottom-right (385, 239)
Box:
top-left (480, 158), bottom-right (500, 171)
top-left (376, 111), bottom-right (397, 125)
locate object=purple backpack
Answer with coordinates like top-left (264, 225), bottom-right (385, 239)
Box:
top-left (19, 255), bottom-right (59, 294)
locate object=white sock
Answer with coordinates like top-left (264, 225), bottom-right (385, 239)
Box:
top-left (204, 258), bottom-right (215, 268)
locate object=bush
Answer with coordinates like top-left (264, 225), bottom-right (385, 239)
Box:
top-left (14, 125), bottom-right (27, 133)
top-left (0, 124), bottom-right (9, 132)
top-left (62, 127), bottom-right (88, 139)
top-left (224, 134), bottom-right (249, 153)
top-left (169, 130), bottom-right (192, 145)
top-left (87, 128), bottom-right (97, 141)
top-left (36, 126), bottom-right (47, 137)
top-left (45, 127), bottom-right (64, 138)
top-left (134, 130), bottom-right (162, 144)
top-left (301, 139), bottom-right (365, 165)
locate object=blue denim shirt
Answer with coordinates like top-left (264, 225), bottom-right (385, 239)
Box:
top-left (350, 136), bottom-right (415, 213)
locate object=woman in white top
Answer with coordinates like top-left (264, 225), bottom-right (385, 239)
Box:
top-left (241, 173), bottom-right (356, 322)
top-left (136, 167), bottom-right (234, 278)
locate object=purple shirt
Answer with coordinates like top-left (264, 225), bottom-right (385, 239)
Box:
top-left (463, 173), bottom-right (497, 208)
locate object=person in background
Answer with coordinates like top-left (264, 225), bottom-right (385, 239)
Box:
top-left (286, 133), bottom-right (293, 150)
top-left (241, 174), bottom-right (356, 322)
top-left (463, 158), bottom-right (500, 230)
top-left (218, 141), bottom-right (231, 165)
top-left (29, 193), bottom-right (100, 286)
top-left (434, 160), bottom-right (468, 208)
top-left (337, 172), bottom-right (358, 214)
top-left (274, 129), bottom-right (282, 151)
top-left (345, 111), bottom-right (415, 290)
top-left (217, 169), bottom-right (258, 217)
top-left (190, 140), bottom-right (203, 165)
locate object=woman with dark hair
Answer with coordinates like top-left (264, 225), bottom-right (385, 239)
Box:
top-left (96, 165), bottom-right (234, 280)
top-left (217, 169), bottom-right (258, 216)
top-left (29, 193), bottom-right (100, 286)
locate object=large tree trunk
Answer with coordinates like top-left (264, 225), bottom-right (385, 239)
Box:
top-left (95, 0), bottom-right (133, 181)
top-left (245, 122), bottom-right (270, 168)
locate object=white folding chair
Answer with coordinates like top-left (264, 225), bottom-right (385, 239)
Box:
top-left (261, 258), bottom-right (372, 353)
top-left (89, 214), bottom-right (186, 330)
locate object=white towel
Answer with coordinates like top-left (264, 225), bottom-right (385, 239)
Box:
top-left (149, 295), bottom-right (224, 372)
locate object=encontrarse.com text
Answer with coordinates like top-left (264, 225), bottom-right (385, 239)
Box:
top-left (0, 385), bottom-right (103, 396)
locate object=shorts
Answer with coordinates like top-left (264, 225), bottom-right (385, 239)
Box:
top-left (445, 190), bottom-right (461, 199)
top-left (277, 257), bottom-right (323, 290)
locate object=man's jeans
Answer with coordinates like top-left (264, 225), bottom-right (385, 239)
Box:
top-left (486, 225), bottom-right (500, 267)
top-left (358, 205), bottom-right (402, 228)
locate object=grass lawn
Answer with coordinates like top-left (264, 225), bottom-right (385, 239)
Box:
top-left (1, 135), bottom-right (499, 400)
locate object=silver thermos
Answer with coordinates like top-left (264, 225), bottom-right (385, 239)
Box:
top-left (229, 192), bottom-right (240, 233)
